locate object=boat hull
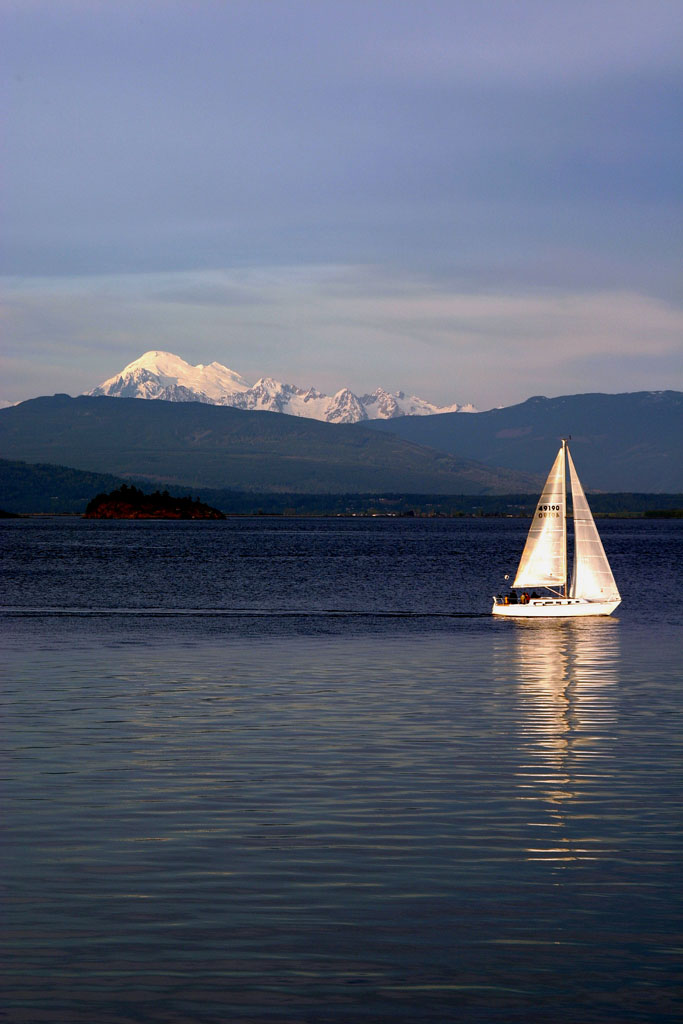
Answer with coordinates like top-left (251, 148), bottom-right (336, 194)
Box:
top-left (492, 598), bottom-right (620, 618)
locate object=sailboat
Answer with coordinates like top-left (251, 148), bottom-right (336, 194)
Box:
top-left (492, 439), bottom-right (621, 617)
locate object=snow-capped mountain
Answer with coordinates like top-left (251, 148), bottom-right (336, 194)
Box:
top-left (87, 351), bottom-right (475, 423)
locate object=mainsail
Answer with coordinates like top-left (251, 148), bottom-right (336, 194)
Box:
top-left (513, 446), bottom-right (567, 590)
top-left (567, 450), bottom-right (621, 602)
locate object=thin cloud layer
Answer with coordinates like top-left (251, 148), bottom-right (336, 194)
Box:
top-left (3, 268), bottom-right (681, 408)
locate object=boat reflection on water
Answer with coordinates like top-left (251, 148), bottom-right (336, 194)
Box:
top-left (509, 618), bottom-right (620, 865)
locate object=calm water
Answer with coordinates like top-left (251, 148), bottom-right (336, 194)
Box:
top-left (1, 517), bottom-right (682, 1023)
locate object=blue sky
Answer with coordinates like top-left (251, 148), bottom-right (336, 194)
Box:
top-left (2, 0), bottom-right (682, 408)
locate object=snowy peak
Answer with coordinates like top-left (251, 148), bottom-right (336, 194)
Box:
top-left (327, 389), bottom-right (368, 424)
top-left (87, 350), bottom-right (474, 423)
top-left (90, 351), bottom-right (251, 403)
top-left (361, 387), bottom-right (468, 418)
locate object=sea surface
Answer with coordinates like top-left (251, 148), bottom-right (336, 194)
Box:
top-left (1, 516), bottom-right (681, 1023)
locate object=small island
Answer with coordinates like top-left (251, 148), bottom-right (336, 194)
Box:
top-left (84, 484), bottom-right (225, 520)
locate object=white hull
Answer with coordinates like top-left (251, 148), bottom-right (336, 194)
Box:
top-left (492, 598), bottom-right (620, 618)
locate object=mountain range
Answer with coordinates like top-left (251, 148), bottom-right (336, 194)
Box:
top-left (88, 350), bottom-right (474, 422)
top-left (1, 386), bottom-right (680, 507)
top-left (365, 391), bottom-right (683, 492)
top-left (0, 394), bottom-right (536, 495)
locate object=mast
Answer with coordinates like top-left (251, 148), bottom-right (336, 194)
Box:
top-left (562, 438), bottom-right (568, 597)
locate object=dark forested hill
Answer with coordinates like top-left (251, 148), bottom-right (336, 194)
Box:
top-left (2, 458), bottom-right (681, 516)
top-left (0, 459), bottom-right (129, 514)
top-left (0, 395), bottom-right (539, 495)
top-left (364, 392), bottom-right (683, 492)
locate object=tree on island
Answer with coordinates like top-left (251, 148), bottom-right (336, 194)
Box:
top-left (85, 484), bottom-right (224, 519)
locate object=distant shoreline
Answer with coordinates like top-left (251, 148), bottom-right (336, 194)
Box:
top-left (4, 508), bottom-right (681, 521)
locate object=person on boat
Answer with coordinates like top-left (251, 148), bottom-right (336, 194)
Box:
top-left (508, 590), bottom-right (518, 604)
top-left (530, 591), bottom-right (539, 600)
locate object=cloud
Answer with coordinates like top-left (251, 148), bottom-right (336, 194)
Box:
top-left (360, 0), bottom-right (683, 85)
top-left (3, 1), bottom-right (681, 281)
top-left (2, 267), bottom-right (681, 408)
top-left (2, 2), bottom-right (680, 408)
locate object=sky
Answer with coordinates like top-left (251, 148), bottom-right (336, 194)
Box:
top-left (2, 0), bottom-right (682, 410)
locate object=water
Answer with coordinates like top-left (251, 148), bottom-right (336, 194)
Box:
top-left (1, 517), bottom-right (682, 1023)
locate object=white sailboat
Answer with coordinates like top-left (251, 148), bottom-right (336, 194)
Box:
top-left (492, 439), bottom-right (621, 617)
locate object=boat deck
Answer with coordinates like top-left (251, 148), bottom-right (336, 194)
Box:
top-left (492, 597), bottom-right (620, 617)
